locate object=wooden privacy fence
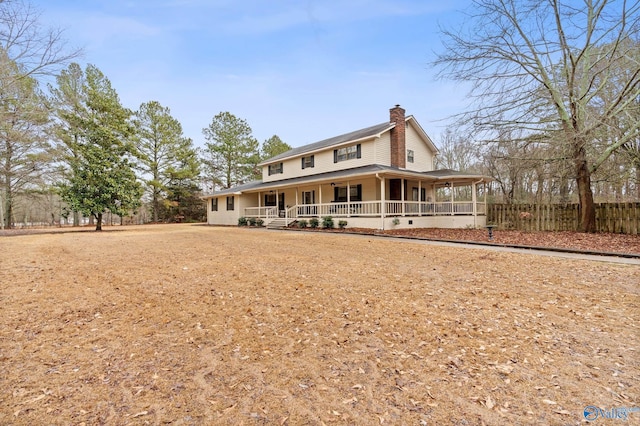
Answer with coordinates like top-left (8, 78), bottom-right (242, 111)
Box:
top-left (487, 202), bottom-right (640, 234)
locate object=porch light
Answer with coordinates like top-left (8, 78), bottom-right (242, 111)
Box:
top-left (444, 182), bottom-right (451, 187)
top-left (330, 182), bottom-right (335, 186)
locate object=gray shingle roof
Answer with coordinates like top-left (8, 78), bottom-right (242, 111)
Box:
top-left (202, 165), bottom-right (492, 197)
top-left (259, 121), bottom-right (394, 165)
top-left (423, 169), bottom-right (484, 178)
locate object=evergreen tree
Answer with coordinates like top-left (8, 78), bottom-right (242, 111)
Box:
top-left (54, 64), bottom-right (142, 230)
top-left (202, 112), bottom-right (259, 189)
top-left (134, 100), bottom-right (200, 222)
top-left (261, 135), bottom-right (291, 161)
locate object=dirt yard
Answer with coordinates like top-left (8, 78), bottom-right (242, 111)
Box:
top-left (1, 224), bottom-right (638, 425)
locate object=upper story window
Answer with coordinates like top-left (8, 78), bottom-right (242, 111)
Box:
top-left (301, 155), bottom-right (315, 169)
top-left (334, 144), bottom-right (361, 163)
top-left (226, 196), bottom-right (234, 211)
top-left (268, 162), bottom-right (283, 176)
top-left (211, 198), bottom-right (218, 211)
top-left (407, 149), bottom-right (414, 163)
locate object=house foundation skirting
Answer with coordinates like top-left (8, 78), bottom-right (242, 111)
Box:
top-left (260, 215), bottom-right (486, 230)
top-left (244, 201), bottom-right (487, 229)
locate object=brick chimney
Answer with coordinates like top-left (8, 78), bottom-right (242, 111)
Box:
top-left (389, 104), bottom-right (406, 168)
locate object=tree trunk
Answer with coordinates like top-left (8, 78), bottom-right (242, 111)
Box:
top-left (574, 145), bottom-right (596, 232)
top-left (153, 192), bottom-right (159, 222)
top-left (95, 212), bottom-right (103, 231)
top-left (636, 166), bottom-right (640, 200)
top-left (4, 188), bottom-right (13, 229)
top-left (558, 175), bottom-right (569, 205)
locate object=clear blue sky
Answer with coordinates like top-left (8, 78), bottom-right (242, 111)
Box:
top-left (31, 0), bottom-right (471, 148)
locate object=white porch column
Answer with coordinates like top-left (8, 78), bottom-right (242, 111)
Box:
top-left (418, 180), bottom-right (422, 216)
top-left (380, 176), bottom-right (386, 229)
top-left (472, 182), bottom-right (477, 227)
top-left (482, 182), bottom-right (489, 216)
top-left (472, 182), bottom-right (477, 214)
top-left (319, 184), bottom-right (322, 216)
top-left (258, 192), bottom-right (262, 217)
top-left (450, 182), bottom-right (454, 215)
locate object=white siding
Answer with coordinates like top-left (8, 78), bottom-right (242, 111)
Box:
top-left (405, 122), bottom-right (435, 172)
top-left (373, 132), bottom-right (391, 166)
top-left (207, 195), bottom-right (241, 225)
top-left (262, 138), bottom-right (379, 183)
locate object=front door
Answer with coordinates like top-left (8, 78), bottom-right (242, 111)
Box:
top-left (278, 193), bottom-right (285, 216)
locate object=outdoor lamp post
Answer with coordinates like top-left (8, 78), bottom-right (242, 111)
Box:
top-left (486, 224), bottom-right (496, 241)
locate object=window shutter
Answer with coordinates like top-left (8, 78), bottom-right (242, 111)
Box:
top-left (301, 158), bottom-right (305, 169)
top-left (333, 150), bottom-right (338, 163)
top-left (356, 144), bottom-right (361, 159)
top-left (310, 155), bottom-right (314, 167)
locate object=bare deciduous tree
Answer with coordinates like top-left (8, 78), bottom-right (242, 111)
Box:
top-left (434, 0), bottom-right (640, 232)
top-left (0, 0), bottom-right (81, 80)
top-left (0, 50), bottom-right (49, 229)
top-left (0, 0), bottom-right (81, 228)
top-left (435, 128), bottom-right (481, 172)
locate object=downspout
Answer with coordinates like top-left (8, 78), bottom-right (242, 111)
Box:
top-left (376, 173), bottom-right (385, 230)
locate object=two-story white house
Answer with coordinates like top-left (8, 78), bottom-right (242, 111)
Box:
top-left (202, 106), bottom-right (491, 229)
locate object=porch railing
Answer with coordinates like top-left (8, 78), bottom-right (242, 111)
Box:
top-left (246, 201), bottom-right (485, 219)
top-left (385, 201), bottom-right (477, 215)
top-left (244, 206), bottom-right (278, 218)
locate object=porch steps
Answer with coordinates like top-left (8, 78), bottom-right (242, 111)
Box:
top-left (266, 218), bottom-right (295, 229)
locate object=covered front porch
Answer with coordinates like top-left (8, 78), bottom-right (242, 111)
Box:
top-left (242, 171), bottom-right (490, 229)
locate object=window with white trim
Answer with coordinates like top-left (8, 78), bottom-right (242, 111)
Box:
top-left (334, 144), bottom-right (361, 163)
top-left (407, 149), bottom-right (414, 163)
top-left (334, 184), bottom-right (362, 202)
top-left (268, 162), bottom-right (283, 176)
top-left (264, 193), bottom-right (277, 206)
top-left (301, 155), bottom-right (314, 169)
